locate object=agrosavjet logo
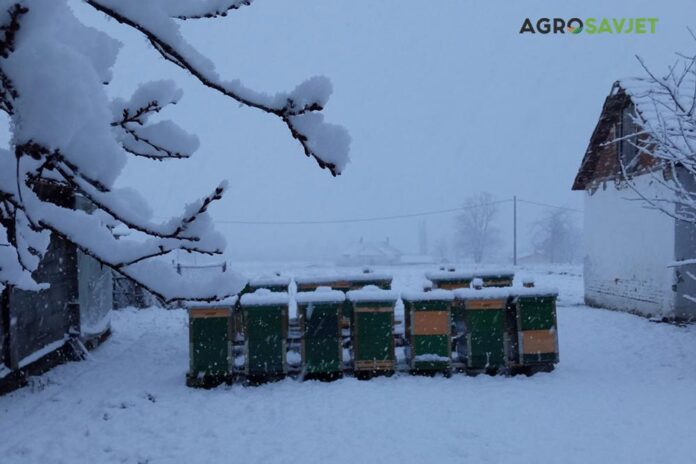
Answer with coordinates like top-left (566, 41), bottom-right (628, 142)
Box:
top-left (520, 17), bottom-right (659, 35)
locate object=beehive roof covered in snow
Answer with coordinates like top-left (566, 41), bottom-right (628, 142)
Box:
top-left (295, 287), bottom-right (346, 304)
top-left (453, 287), bottom-right (512, 300)
top-left (186, 295), bottom-right (238, 308)
top-left (295, 272), bottom-right (391, 285)
top-left (454, 287), bottom-right (559, 300)
top-left (401, 289), bottom-right (454, 301)
top-left (425, 270), bottom-right (475, 281)
top-left (511, 287), bottom-right (559, 298)
top-left (425, 269), bottom-right (513, 281)
top-left (248, 275), bottom-right (291, 287)
top-left (240, 289), bottom-right (290, 306)
top-left (347, 285), bottom-right (399, 303)
top-left (476, 269), bottom-right (515, 278)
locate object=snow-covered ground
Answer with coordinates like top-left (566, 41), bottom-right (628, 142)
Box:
top-left (1, 264), bottom-right (695, 464)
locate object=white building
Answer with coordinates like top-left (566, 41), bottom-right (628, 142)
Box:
top-left (336, 238), bottom-right (402, 266)
top-left (573, 81), bottom-right (696, 320)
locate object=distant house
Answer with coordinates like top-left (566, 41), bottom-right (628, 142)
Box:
top-left (573, 81), bottom-right (696, 320)
top-left (337, 238), bottom-right (402, 266)
top-left (400, 254), bottom-right (436, 265)
top-left (516, 252), bottom-right (550, 266)
top-left (1, 183), bottom-right (113, 394)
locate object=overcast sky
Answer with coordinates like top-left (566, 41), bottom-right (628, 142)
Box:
top-left (27, 1), bottom-right (696, 261)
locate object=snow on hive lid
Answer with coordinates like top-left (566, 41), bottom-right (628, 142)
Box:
top-left (295, 286), bottom-right (346, 304)
top-left (345, 272), bottom-right (392, 282)
top-left (186, 295), bottom-right (238, 308)
top-left (240, 288), bottom-right (290, 306)
top-left (475, 269), bottom-right (514, 278)
top-left (294, 274), bottom-right (342, 285)
top-left (401, 289), bottom-right (454, 302)
top-left (295, 272), bottom-right (392, 285)
top-left (511, 287), bottom-right (559, 298)
top-left (425, 270), bottom-right (475, 281)
top-left (248, 275), bottom-right (291, 287)
top-left (347, 285), bottom-right (399, 303)
top-left (453, 287), bottom-right (512, 300)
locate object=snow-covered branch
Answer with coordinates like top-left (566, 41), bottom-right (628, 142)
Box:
top-left (168, 0), bottom-right (253, 20)
top-left (111, 81), bottom-right (198, 160)
top-left (85, 0), bottom-right (350, 176)
top-left (0, 0), bottom-right (349, 301)
top-left (617, 42), bottom-right (696, 224)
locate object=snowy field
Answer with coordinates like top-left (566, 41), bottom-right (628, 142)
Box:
top-left (1, 263), bottom-right (695, 464)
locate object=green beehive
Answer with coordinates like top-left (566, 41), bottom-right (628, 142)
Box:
top-left (296, 276), bottom-right (351, 328)
top-left (186, 297), bottom-right (236, 388)
top-left (425, 270), bottom-right (474, 290)
top-left (240, 290), bottom-right (289, 381)
top-left (478, 270), bottom-right (515, 288)
top-left (296, 288), bottom-right (345, 380)
top-left (347, 286), bottom-right (398, 378)
top-left (343, 273), bottom-right (392, 324)
top-left (402, 289), bottom-right (453, 374)
top-left (454, 288), bottom-right (510, 373)
top-left (296, 272), bottom-right (393, 327)
top-left (513, 288), bottom-right (559, 370)
top-left (247, 275), bottom-right (291, 293)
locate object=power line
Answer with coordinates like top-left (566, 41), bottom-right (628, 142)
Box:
top-left (153, 196), bottom-right (582, 226)
top-left (516, 199), bottom-right (583, 213)
top-left (211, 199), bottom-right (513, 225)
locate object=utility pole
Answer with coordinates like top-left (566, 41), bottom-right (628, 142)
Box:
top-left (513, 195), bottom-right (517, 266)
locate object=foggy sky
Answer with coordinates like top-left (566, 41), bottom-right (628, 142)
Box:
top-left (11, 1), bottom-right (696, 261)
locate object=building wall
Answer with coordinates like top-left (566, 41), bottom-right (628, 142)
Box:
top-left (583, 174), bottom-right (676, 317)
top-left (672, 168), bottom-right (696, 320)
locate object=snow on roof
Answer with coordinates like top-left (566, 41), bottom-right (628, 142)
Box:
top-left (400, 254), bottom-right (436, 264)
top-left (575, 76), bottom-right (696, 191)
top-left (476, 269), bottom-right (515, 278)
top-left (339, 239), bottom-right (402, 260)
top-left (453, 287), bottom-right (512, 300)
top-left (347, 285), bottom-right (399, 303)
top-left (294, 275), bottom-right (339, 285)
top-left (346, 272), bottom-right (392, 282)
top-left (618, 76), bottom-right (695, 136)
top-left (425, 270), bottom-right (475, 281)
top-left (454, 287), bottom-right (559, 300)
top-left (295, 272), bottom-right (391, 284)
top-left (425, 269), bottom-right (514, 281)
top-left (401, 289), bottom-right (454, 302)
top-left (512, 287), bottom-right (559, 298)
top-left (240, 289), bottom-right (290, 306)
top-left (295, 287), bottom-right (346, 304)
top-left (187, 295), bottom-right (238, 308)
top-left (248, 275), bottom-right (291, 287)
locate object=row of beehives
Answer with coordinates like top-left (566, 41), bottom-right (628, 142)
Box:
top-left (242, 268), bottom-right (516, 294)
top-left (186, 270), bottom-right (558, 387)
